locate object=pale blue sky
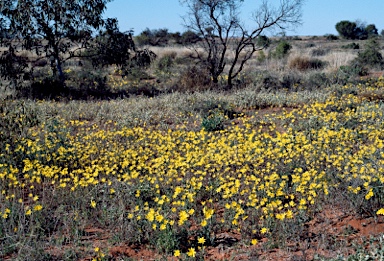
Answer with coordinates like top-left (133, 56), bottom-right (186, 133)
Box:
top-left (104, 0), bottom-right (384, 36)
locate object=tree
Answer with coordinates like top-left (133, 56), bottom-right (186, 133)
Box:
top-left (135, 28), bottom-right (170, 46)
top-left (336, 20), bottom-right (378, 40)
top-left (91, 18), bottom-right (136, 68)
top-left (336, 20), bottom-right (357, 39)
top-left (0, 0), bottom-right (112, 87)
top-left (365, 24), bottom-right (378, 38)
top-left (180, 0), bottom-right (303, 88)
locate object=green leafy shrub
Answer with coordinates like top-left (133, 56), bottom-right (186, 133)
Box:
top-left (201, 109), bottom-right (225, 132)
top-left (271, 41), bottom-right (292, 59)
top-left (256, 35), bottom-right (271, 48)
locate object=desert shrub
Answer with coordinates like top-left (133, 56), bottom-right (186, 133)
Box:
top-left (156, 52), bottom-right (177, 72)
top-left (174, 65), bottom-right (212, 92)
top-left (341, 42), bottom-right (360, 49)
top-left (179, 30), bottom-right (201, 45)
top-left (271, 40), bottom-right (292, 59)
top-left (325, 34), bottom-right (338, 41)
top-left (135, 28), bottom-right (169, 46)
top-left (25, 77), bottom-right (68, 99)
top-left (304, 72), bottom-right (331, 89)
top-left (280, 72), bottom-right (302, 90)
top-left (333, 65), bottom-right (368, 85)
top-left (288, 56), bottom-right (327, 71)
top-left (256, 35), bottom-right (271, 48)
top-left (311, 48), bottom-right (330, 56)
top-left (0, 49), bottom-right (29, 89)
top-left (254, 72), bottom-right (281, 91)
top-left (352, 39), bottom-right (383, 69)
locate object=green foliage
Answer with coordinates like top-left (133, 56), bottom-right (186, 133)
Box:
top-left (0, 0), bottom-right (112, 85)
top-left (256, 35), bottom-right (271, 48)
top-left (336, 20), bottom-right (358, 39)
top-left (271, 41), bottom-right (292, 59)
top-left (341, 42), bottom-right (360, 49)
top-left (334, 65), bottom-right (368, 85)
top-left (365, 24), bottom-right (378, 38)
top-left (201, 109), bottom-right (225, 132)
top-left (353, 39), bottom-right (383, 69)
top-left (336, 20), bottom-right (378, 40)
top-left (179, 30), bottom-right (201, 45)
top-left (135, 28), bottom-right (169, 46)
top-left (325, 34), bottom-right (338, 41)
top-left (91, 18), bottom-right (136, 68)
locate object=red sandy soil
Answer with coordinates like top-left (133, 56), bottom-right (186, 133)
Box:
top-left (32, 204), bottom-right (383, 261)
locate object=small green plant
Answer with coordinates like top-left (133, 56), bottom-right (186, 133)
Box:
top-left (201, 109), bottom-right (225, 132)
top-left (271, 40), bottom-right (292, 59)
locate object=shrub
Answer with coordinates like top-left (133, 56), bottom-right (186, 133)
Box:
top-left (255, 72), bottom-right (281, 91)
top-left (333, 65), bottom-right (368, 85)
top-left (304, 72), bottom-right (331, 89)
top-left (156, 52), bottom-right (177, 72)
top-left (311, 48), bottom-right (330, 56)
top-left (174, 66), bottom-right (212, 92)
top-left (271, 41), bottom-right (292, 59)
top-left (201, 109), bottom-right (225, 132)
top-left (325, 34), bottom-right (338, 41)
top-left (281, 72), bottom-right (302, 90)
top-left (341, 42), bottom-right (360, 49)
top-left (179, 30), bottom-right (201, 45)
top-left (288, 56), bottom-right (327, 71)
top-left (256, 35), bottom-right (271, 48)
top-left (353, 39), bottom-right (383, 69)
